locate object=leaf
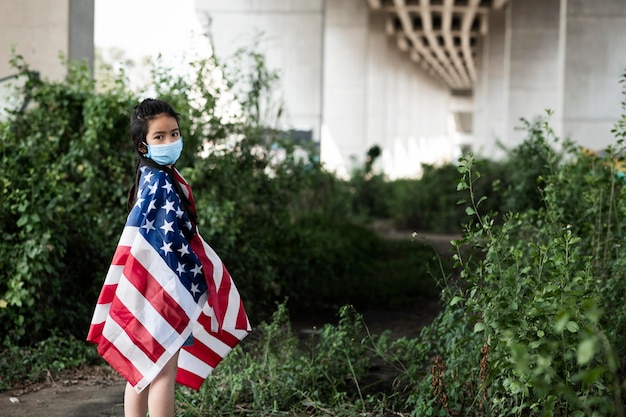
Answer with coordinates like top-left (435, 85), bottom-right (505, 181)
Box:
top-left (566, 321), bottom-right (579, 333)
top-left (474, 322), bottom-right (485, 333)
top-left (577, 338), bottom-right (596, 365)
top-left (465, 207), bottom-right (476, 216)
top-left (450, 296), bottom-right (463, 306)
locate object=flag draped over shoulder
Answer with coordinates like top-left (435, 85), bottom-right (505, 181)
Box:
top-left (87, 166), bottom-right (250, 393)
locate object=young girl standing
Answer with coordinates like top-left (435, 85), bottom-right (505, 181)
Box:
top-left (87, 98), bottom-right (250, 417)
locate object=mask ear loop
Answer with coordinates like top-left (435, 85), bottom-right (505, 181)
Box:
top-left (141, 142), bottom-right (150, 157)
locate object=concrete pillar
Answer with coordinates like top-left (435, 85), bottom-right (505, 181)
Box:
top-left (321, 0), bottom-right (369, 176)
top-left (506, 0), bottom-right (562, 148)
top-left (0, 0), bottom-right (94, 81)
top-left (325, 0), bottom-right (453, 178)
top-left (474, 7), bottom-right (507, 158)
top-left (562, 0), bottom-right (626, 152)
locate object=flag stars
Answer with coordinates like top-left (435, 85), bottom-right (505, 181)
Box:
top-left (160, 241), bottom-right (173, 255)
top-left (176, 262), bottom-right (187, 276)
top-left (134, 197), bottom-right (145, 208)
top-left (141, 219), bottom-right (155, 233)
top-left (160, 220), bottom-right (174, 234)
top-left (145, 199), bottom-right (157, 214)
top-left (190, 283), bottom-right (201, 296)
top-left (178, 243), bottom-right (190, 257)
top-left (162, 180), bottom-right (173, 194)
top-left (190, 264), bottom-right (202, 277)
top-left (185, 221), bottom-right (193, 231)
top-left (175, 207), bottom-right (184, 219)
top-left (143, 171), bottom-right (154, 184)
top-left (148, 182), bottom-right (158, 195)
top-left (162, 199), bottom-right (176, 214)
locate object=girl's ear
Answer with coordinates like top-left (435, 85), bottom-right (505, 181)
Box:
top-left (137, 142), bottom-right (148, 155)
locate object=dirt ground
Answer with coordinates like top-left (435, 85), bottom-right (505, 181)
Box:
top-left (1, 232), bottom-right (454, 417)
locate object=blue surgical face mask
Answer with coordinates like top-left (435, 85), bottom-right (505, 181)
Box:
top-left (144, 137), bottom-right (183, 165)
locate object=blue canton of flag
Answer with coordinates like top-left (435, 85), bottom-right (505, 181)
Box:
top-left (129, 166), bottom-right (207, 302)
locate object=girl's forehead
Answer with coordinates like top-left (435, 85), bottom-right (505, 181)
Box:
top-left (147, 114), bottom-right (179, 130)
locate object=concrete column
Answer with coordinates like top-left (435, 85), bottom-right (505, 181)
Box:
top-left (321, 0), bottom-right (369, 176)
top-left (0, 0), bottom-right (94, 80)
top-left (562, 0), bottom-right (626, 152)
top-left (506, 0), bottom-right (562, 148)
top-left (474, 7), bottom-right (507, 159)
top-left (325, 0), bottom-right (453, 178)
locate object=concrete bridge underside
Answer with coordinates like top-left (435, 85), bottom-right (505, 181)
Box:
top-left (2, 0), bottom-right (626, 177)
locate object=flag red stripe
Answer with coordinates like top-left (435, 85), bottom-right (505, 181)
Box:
top-left (176, 367), bottom-right (203, 391)
top-left (95, 283), bottom-right (118, 305)
top-left (189, 236), bottom-right (221, 318)
top-left (97, 336), bottom-right (143, 386)
top-left (86, 322), bottom-right (104, 343)
top-left (184, 338), bottom-right (224, 369)
top-left (112, 245), bottom-right (131, 266)
top-left (196, 312), bottom-right (241, 348)
top-left (123, 253), bottom-right (189, 334)
top-left (235, 300), bottom-right (249, 329)
top-left (108, 298), bottom-right (166, 363)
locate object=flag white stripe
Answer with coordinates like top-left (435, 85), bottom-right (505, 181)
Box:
top-left (90, 302), bottom-right (111, 325)
top-left (115, 277), bottom-right (190, 349)
top-left (103, 264), bottom-right (124, 286)
top-left (102, 317), bottom-right (159, 379)
top-left (130, 233), bottom-right (203, 319)
top-left (179, 347), bottom-right (214, 378)
top-left (192, 325), bottom-right (233, 358)
top-left (119, 226), bottom-right (139, 246)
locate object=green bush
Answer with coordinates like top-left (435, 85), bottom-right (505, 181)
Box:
top-left (175, 303), bottom-right (378, 416)
top-left (0, 55), bottom-right (135, 344)
top-left (1, 49), bottom-right (437, 348)
top-left (396, 122), bottom-right (626, 416)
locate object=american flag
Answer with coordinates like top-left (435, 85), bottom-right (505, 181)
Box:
top-left (87, 165), bottom-right (250, 393)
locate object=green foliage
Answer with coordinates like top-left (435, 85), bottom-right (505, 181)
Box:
top-left (0, 55), bottom-right (135, 344)
top-left (395, 118), bottom-right (626, 416)
top-left (386, 161), bottom-right (505, 234)
top-left (175, 303), bottom-right (377, 416)
top-left (0, 333), bottom-right (100, 391)
top-left (0, 44), bottom-right (436, 351)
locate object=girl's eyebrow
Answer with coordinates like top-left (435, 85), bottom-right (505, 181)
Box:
top-left (151, 128), bottom-right (180, 136)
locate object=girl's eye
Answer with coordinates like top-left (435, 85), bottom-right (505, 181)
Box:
top-left (173, 132), bottom-right (180, 137)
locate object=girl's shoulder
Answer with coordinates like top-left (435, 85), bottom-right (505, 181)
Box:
top-left (139, 165), bottom-right (171, 182)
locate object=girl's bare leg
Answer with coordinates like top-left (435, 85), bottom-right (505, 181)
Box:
top-left (147, 351), bottom-right (180, 417)
top-left (124, 381), bottom-right (149, 417)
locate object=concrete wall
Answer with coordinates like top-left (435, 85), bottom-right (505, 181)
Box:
top-left (196, 0), bottom-right (324, 141)
top-left (0, 0), bottom-right (94, 118)
top-left (200, 0), bottom-right (455, 178)
top-left (362, 10), bottom-right (453, 178)
top-left (506, 0), bottom-right (562, 148)
top-left (474, 7), bottom-right (507, 158)
top-left (475, 0), bottom-right (626, 158)
top-left (0, 0), bottom-right (94, 80)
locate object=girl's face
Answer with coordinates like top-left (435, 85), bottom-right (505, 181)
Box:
top-left (144, 113), bottom-right (181, 146)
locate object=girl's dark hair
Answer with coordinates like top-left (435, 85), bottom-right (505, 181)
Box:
top-left (126, 99), bottom-right (196, 227)
top-left (130, 98), bottom-right (180, 156)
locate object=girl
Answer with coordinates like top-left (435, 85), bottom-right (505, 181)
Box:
top-left (87, 98), bottom-right (250, 417)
